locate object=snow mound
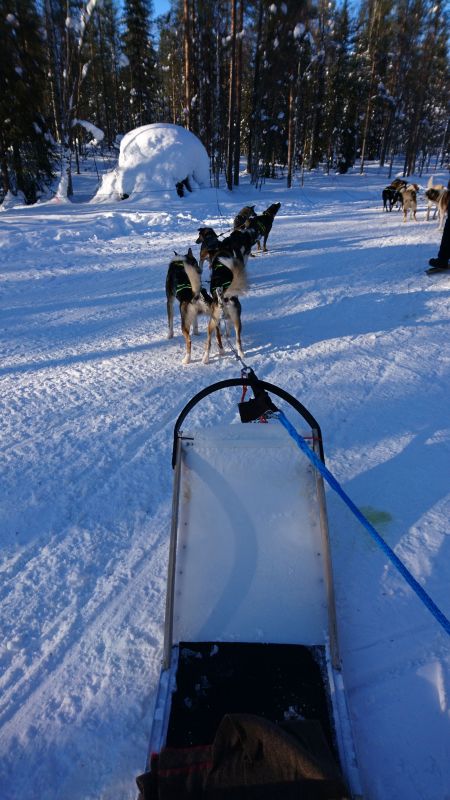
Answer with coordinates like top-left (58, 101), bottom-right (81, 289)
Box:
top-left (94, 123), bottom-right (210, 202)
top-left (1, 190), bottom-right (27, 211)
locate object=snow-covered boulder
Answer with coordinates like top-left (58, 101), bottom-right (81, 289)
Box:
top-left (94, 123), bottom-right (210, 201)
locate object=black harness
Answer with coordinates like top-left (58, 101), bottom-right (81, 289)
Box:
top-left (210, 258), bottom-right (233, 296)
top-left (172, 260), bottom-right (194, 301)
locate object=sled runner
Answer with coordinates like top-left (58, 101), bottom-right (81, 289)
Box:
top-left (137, 375), bottom-right (363, 799)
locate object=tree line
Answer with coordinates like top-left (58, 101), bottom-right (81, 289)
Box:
top-left (1, 0), bottom-right (449, 203)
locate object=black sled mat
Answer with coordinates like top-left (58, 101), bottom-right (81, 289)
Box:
top-left (165, 642), bottom-right (337, 755)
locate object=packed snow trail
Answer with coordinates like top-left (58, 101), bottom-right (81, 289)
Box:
top-left (0, 167), bottom-right (449, 799)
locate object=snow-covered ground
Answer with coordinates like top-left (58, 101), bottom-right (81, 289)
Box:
top-left (1, 159), bottom-right (449, 800)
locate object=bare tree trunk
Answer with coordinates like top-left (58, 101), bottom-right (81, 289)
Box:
top-left (226, 0), bottom-right (237, 191)
top-left (233, 0), bottom-right (243, 185)
top-left (183, 0), bottom-right (192, 129)
top-left (211, 27), bottom-right (221, 187)
top-left (359, 0), bottom-right (381, 174)
top-left (248, 0), bottom-right (263, 180)
top-left (287, 82), bottom-right (295, 188)
top-left (1, 150), bottom-right (10, 196)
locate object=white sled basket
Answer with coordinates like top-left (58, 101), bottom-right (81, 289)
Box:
top-left (145, 377), bottom-right (363, 799)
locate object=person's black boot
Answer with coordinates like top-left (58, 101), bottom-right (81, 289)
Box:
top-left (428, 257), bottom-right (449, 269)
top-left (426, 257), bottom-right (450, 275)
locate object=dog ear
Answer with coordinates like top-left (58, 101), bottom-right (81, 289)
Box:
top-left (173, 250), bottom-right (178, 255)
top-left (187, 247), bottom-right (193, 257)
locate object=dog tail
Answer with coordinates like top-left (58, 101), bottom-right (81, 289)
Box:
top-left (184, 262), bottom-right (201, 294)
top-left (221, 257), bottom-right (249, 296)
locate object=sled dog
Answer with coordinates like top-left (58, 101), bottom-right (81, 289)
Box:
top-left (399, 186), bottom-right (417, 222)
top-left (219, 226), bottom-right (260, 265)
top-left (196, 227), bottom-right (221, 271)
top-left (382, 186), bottom-right (402, 211)
top-left (245, 202), bottom-right (281, 252)
top-left (233, 205), bottom-right (257, 230)
top-left (425, 176), bottom-right (445, 221)
top-left (202, 249), bottom-right (249, 365)
top-left (166, 248), bottom-right (213, 364)
top-left (437, 188), bottom-right (449, 230)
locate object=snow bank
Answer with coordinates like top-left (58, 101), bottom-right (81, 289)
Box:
top-left (0, 190), bottom-right (27, 210)
top-left (93, 123), bottom-right (210, 202)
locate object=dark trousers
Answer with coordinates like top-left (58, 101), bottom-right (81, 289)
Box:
top-left (438, 212), bottom-right (450, 262)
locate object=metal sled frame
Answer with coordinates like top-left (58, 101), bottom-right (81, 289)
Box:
top-left (148, 378), bottom-right (362, 798)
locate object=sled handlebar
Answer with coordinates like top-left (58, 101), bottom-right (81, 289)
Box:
top-left (172, 377), bottom-right (324, 467)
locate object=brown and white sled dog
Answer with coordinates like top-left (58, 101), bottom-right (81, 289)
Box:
top-left (166, 248), bottom-right (213, 365)
top-left (202, 251), bottom-right (249, 365)
top-left (425, 176), bottom-right (445, 222)
top-left (437, 188), bottom-right (450, 230)
top-left (399, 185), bottom-right (417, 222)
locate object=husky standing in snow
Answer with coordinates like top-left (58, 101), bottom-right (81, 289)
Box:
top-left (166, 248), bottom-right (213, 365)
top-left (202, 248), bottom-right (249, 365)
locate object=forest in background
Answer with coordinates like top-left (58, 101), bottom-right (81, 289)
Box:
top-left (0, 0), bottom-right (449, 203)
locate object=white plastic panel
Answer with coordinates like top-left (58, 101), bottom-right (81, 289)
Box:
top-left (172, 424), bottom-right (329, 646)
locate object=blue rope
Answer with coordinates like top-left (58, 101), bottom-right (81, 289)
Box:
top-left (276, 410), bottom-right (450, 637)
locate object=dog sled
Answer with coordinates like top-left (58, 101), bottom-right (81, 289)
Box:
top-left (137, 373), bottom-right (363, 799)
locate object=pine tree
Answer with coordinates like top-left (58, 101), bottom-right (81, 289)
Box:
top-left (323, 0), bottom-right (358, 173)
top-left (121, 0), bottom-right (158, 130)
top-left (0, 0), bottom-right (56, 202)
top-left (78, 0), bottom-right (122, 148)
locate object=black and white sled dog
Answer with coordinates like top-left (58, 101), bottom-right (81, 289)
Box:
top-left (166, 248), bottom-right (213, 365)
top-left (202, 248), bottom-right (249, 365)
top-left (196, 227), bottom-right (221, 270)
top-left (245, 202), bottom-right (281, 252)
top-left (233, 205), bottom-right (257, 230)
top-left (382, 178), bottom-right (408, 212)
top-left (382, 186), bottom-right (402, 212)
top-left (220, 225), bottom-right (260, 265)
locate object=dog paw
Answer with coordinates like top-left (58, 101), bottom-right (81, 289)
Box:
top-left (202, 354), bottom-right (210, 365)
top-left (182, 354), bottom-right (191, 365)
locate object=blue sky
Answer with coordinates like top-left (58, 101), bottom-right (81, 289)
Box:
top-left (154, 0), bottom-right (170, 13)
top-left (117, 0), bottom-right (171, 16)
